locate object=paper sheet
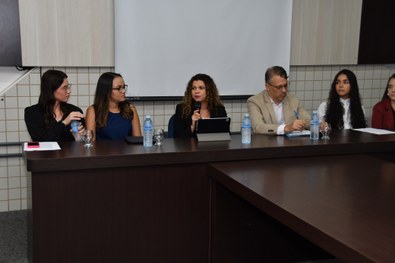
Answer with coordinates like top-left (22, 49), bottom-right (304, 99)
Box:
top-left (23, 142), bottom-right (61, 151)
top-left (353, 128), bottom-right (395, 135)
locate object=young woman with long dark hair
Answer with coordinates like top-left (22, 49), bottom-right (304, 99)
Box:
top-left (317, 69), bottom-right (366, 130)
top-left (85, 72), bottom-right (141, 140)
top-left (25, 69), bottom-right (85, 141)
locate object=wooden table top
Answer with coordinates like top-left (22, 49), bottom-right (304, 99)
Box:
top-left (25, 130), bottom-right (395, 172)
top-left (208, 154), bottom-right (395, 263)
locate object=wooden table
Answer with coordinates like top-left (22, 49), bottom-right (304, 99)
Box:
top-left (24, 130), bottom-right (395, 262)
top-left (208, 154), bottom-right (395, 263)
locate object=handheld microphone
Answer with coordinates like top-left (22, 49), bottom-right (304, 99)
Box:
top-left (194, 102), bottom-right (201, 132)
top-left (195, 102), bottom-right (201, 111)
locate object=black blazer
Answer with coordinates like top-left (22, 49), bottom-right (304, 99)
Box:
top-left (173, 103), bottom-right (227, 138)
top-left (25, 103), bottom-right (84, 141)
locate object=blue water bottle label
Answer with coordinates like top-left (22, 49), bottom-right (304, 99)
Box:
top-left (71, 121), bottom-right (79, 133)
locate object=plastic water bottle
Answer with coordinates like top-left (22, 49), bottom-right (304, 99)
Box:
top-left (143, 115), bottom-right (153, 147)
top-left (310, 110), bottom-right (319, 140)
top-left (70, 120), bottom-right (82, 141)
top-left (241, 113), bottom-right (252, 144)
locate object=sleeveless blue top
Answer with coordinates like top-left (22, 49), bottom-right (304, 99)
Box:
top-left (96, 112), bottom-right (132, 140)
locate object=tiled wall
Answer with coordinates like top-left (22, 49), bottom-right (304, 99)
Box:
top-left (0, 64), bottom-right (392, 211)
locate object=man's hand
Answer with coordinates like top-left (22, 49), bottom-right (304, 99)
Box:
top-left (284, 119), bottom-right (308, 133)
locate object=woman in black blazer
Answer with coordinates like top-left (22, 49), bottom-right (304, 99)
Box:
top-left (24, 69), bottom-right (85, 141)
top-left (173, 73), bottom-right (227, 138)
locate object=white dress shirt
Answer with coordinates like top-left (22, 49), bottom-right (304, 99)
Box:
top-left (269, 98), bottom-right (286, 134)
top-left (317, 98), bottom-right (364, 129)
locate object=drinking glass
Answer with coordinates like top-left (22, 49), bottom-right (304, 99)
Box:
top-left (321, 123), bottom-right (331, 140)
top-left (84, 130), bottom-right (93, 147)
top-left (154, 129), bottom-right (164, 146)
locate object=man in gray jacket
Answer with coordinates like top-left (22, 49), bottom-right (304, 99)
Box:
top-left (247, 66), bottom-right (310, 135)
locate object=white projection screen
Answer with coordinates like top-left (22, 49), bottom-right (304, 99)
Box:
top-left (115, 0), bottom-right (292, 98)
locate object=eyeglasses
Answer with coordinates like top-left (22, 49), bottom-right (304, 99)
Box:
top-left (267, 82), bottom-right (288, 90)
top-left (112, 85), bottom-right (128, 92)
top-left (60, 84), bottom-right (72, 92)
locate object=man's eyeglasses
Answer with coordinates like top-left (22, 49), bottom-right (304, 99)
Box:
top-left (112, 85), bottom-right (128, 92)
top-left (267, 82), bottom-right (288, 90)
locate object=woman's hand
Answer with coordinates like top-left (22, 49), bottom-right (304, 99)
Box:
top-left (192, 109), bottom-right (201, 122)
top-left (191, 109), bottom-right (201, 132)
top-left (319, 121), bottom-right (329, 131)
top-left (62, 111), bottom-right (84, 126)
top-left (77, 123), bottom-right (86, 135)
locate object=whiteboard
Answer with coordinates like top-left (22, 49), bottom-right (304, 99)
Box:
top-left (115, 0), bottom-right (292, 98)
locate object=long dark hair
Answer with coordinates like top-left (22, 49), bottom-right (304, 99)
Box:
top-left (93, 72), bottom-right (133, 128)
top-left (181, 73), bottom-right (223, 118)
top-left (38, 69), bottom-right (69, 128)
top-left (381, 73), bottom-right (395, 101)
top-left (325, 69), bottom-right (366, 129)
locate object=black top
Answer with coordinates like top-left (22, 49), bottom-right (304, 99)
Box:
top-left (24, 103), bottom-right (84, 142)
top-left (173, 103), bottom-right (227, 138)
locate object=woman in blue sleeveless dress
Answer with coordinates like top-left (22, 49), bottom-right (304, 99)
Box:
top-left (86, 72), bottom-right (141, 140)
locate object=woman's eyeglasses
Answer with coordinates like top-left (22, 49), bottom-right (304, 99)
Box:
top-left (60, 84), bottom-right (72, 92)
top-left (112, 85), bottom-right (128, 92)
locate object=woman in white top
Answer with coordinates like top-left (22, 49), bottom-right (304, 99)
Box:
top-left (317, 69), bottom-right (366, 130)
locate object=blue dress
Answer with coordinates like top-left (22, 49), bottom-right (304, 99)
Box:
top-left (96, 112), bottom-right (132, 140)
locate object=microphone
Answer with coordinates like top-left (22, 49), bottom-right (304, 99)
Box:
top-left (194, 102), bottom-right (201, 132)
top-left (195, 102), bottom-right (201, 111)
